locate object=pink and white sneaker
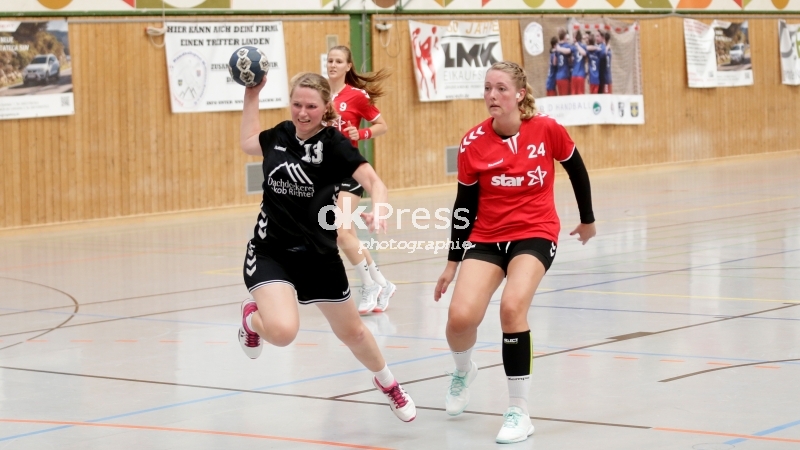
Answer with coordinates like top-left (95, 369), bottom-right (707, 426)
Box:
top-left (373, 377), bottom-right (416, 422)
top-left (238, 298), bottom-right (262, 359)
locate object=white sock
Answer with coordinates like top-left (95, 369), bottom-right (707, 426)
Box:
top-left (452, 348), bottom-right (474, 373)
top-left (373, 365), bottom-right (395, 387)
top-left (355, 259), bottom-right (374, 286)
top-left (368, 261), bottom-right (387, 287)
top-left (508, 375), bottom-right (531, 415)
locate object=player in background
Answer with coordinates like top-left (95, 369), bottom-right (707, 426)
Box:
top-left (434, 61), bottom-right (596, 444)
top-left (554, 29), bottom-right (572, 96)
top-left (326, 45), bottom-right (397, 315)
top-left (586, 34), bottom-right (602, 94)
top-left (569, 30), bottom-right (588, 95)
top-left (602, 31), bottom-right (613, 93)
top-left (546, 36), bottom-right (558, 97)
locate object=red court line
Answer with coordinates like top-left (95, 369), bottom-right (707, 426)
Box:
top-left (385, 345), bottom-right (408, 349)
top-left (476, 349), bottom-right (499, 353)
top-left (754, 365), bottom-right (780, 369)
top-left (568, 354), bottom-right (590, 357)
top-left (660, 359), bottom-right (684, 363)
top-left (707, 362), bottom-right (732, 366)
top-left (0, 419), bottom-right (394, 449)
top-left (115, 340), bottom-right (138, 343)
top-left (654, 426), bottom-right (800, 444)
top-left (70, 340), bottom-right (92, 343)
top-left (614, 356), bottom-right (638, 360)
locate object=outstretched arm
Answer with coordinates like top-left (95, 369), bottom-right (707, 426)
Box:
top-left (240, 77), bottom-right (266, 156)
top-left (434, 182), bottom-right (479, 301)
top-left (351, 163), bottom-right (388, 233)
top-left (560, 148), bottom-right (596, 244)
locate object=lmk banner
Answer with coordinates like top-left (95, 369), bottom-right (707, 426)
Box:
top-left (164, 21), bottom-right (288, 113)
top-left (408, 20), bottom-right (503, 102)
top-left (779, 20), bottom-right (800, 86)
top-left (684, 19), bottom-right (753, 88)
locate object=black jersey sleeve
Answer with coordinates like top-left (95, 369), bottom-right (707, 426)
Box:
top-left (447, 182), bottom-right (479, 262)
top-left (257, 124), bottom-right (280, 155)
top-left (559, 148), bottom-right (595, 224)
top-left (324, 128), bottom-right (368, 181)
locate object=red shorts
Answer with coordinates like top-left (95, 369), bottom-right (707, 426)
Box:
top-left (590, 84), bottom-right (599, 94)
top-left (556, 79), bottom-right (570, 96)
top-left (604, 84), bottom-right (612, 94)
top-left (570, 77), bottom-right (585, 95)
top-left (546, 90), bottom-right (557, 97)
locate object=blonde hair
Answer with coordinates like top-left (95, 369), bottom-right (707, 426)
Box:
top-left (487, 61), bottom-right (537, 120)
top-left (289, 72), bottom-right (338, 124)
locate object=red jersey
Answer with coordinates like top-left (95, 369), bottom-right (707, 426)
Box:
top-left (457, 114), bottom-right (575, 244)
top-left (331, 84), bottom-right (381, 147)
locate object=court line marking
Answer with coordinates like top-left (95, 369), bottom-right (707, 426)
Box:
top-left (724, 418), bottom-right (800, 445)
top-left (655, 426), bottom-right (800, 444)
top-left (659, 358), bottom-right (800, 382)
top-left (0, 419), bottom-right (393, 449)
top-left (607, 195), bottom-right (796, 222)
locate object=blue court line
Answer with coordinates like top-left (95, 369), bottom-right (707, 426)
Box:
top-left (533, 345), bottom-right (800, 366)
top-left (724, 418), bottom-right (800, 445)
top-left (0, 344), bottom-right (493, 443)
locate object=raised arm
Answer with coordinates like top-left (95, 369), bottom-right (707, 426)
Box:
top-left (240, 77), bottom-right (267, 157)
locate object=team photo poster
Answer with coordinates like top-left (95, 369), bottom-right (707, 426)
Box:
top-left (520, 17), bottom-right (644, 126)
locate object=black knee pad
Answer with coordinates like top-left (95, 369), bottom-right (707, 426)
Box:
top-left (502, 330), bottom-right (532, 377)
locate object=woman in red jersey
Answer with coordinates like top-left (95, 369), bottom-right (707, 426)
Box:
top-left (326, 45), bottom-right (397, 316)
top-left (433, 61), bottom-right (596, 444)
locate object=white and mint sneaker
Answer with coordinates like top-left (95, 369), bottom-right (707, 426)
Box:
top-left (373, 280), bottom-right (396, 313)
top-left (445, 360), bottom-right (478, 416)
top-left (357, 283), bottom-right (381, 315)
top-left (495, 406), bottom-right (534, 444)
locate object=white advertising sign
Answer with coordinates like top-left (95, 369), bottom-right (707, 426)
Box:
top-left (164, 21), bottom-right (288, 113)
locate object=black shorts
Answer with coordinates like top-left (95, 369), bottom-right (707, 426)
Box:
top-left (336, 177), bottom-right (364, 198)
top-left (463, 238), bottom-right (557, 274)
top-left (243, 240), bottom-right (351, 304)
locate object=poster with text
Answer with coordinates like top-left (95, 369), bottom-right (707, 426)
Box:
top-left (0, 20), bottom-right (74, 121)
top-left (779, 20), bottom-right (800, 85)
top-left (164, 21), bottom-right (288, 113)
top-left (408, 20), bottom-right (503, 102)
top-left (520, 17), bottom-right (643, 126)
top-left (684, 19), bottom-right (753, 88)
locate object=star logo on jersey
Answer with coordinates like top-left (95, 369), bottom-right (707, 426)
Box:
top-left (459, 126), bottom-right (485, 152)
top-left (527, 166), bottom-right (547, 187)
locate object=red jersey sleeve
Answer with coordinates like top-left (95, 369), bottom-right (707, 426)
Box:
top-left (457, 135), bottom-right (478, 186)
top-left (353, 89), bottom-right (381, 123)
top-left (551, 121), bottom-right (576, 162)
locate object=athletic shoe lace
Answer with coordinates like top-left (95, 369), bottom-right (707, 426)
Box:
top-left (446, 371), bottom-right (467, 396)
top-left (502, 410), bottom-right (521, 428)
top-left (387, 385), bottom-right (408, 408)
top-left (244, 329), bottom-right (260, 347)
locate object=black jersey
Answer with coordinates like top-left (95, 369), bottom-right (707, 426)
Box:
top-left (254, 121), bottom-right (367, 254)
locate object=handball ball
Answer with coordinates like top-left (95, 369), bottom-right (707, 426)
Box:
top-left (228, 46), bottom-right (269, 87)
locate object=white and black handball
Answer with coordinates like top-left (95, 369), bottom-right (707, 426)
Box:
top-left (228, 46), bottom-right (269, 87)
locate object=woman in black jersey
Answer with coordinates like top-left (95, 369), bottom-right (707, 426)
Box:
top-left (236, 72), bottom-right (415, 422)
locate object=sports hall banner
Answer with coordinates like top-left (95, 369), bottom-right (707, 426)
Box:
top-left (5, 0), bottom-right (800, 13)
top-left (779, 20), bottom-right (800, 85)
top-left (0, 20), bottom-right (74, 121)
top-left (684, 19), bottom-right (753, 88)
top-left (408, 20), bottom-right (503, 102)
top-left (164, 21), bottom-right (288, 113)
top-left (520, 17), bottom-right (643, 126)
